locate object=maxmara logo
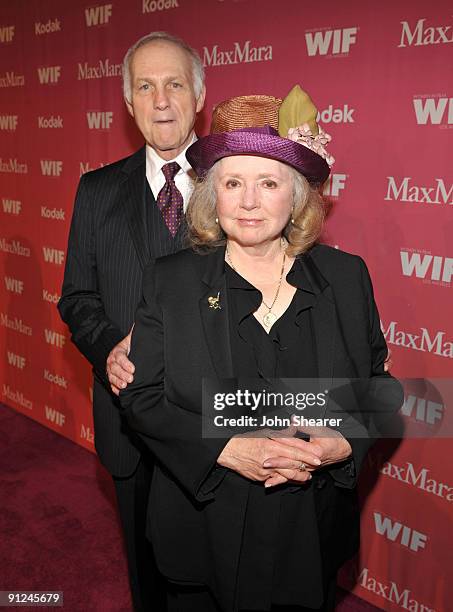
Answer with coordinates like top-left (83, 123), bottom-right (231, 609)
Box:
top-left (0, 26), bottom-right (15, 43)
top-left (385, 176), bottom-right (452, 205)
top-left (2, 384), bottom-right (32, 410)
top-left (143, 0), bottom-right (179, 13)
top-left (383, 321), bottom-right (453, 358)
top-left (42, 247), bottom-right (65, 265)
top-left (40, 160), bottom-right (63, 176)
top-left (323, 173), bottom-right (347, 198)
top-left (41, 206), bottom-right (65, 220)
top-left (203, 40), bottom-right (272, 67)
top-left (358, 567), bottom-right (434, 611)
top-left (77, 58), bottom-right (122, 80)
top-left (2, 198), bottom-right (22, 215)
top-left (0, 158), bottom-right (27, 174)
top-left (0, 313), bottom-right (32, 336)
top-left (374, 512), bottom-right (428, 552)
top-left (305, 27), bottom-right (358, 57)
top-left (79, 161), bottom-right (105, 176)
top-left (380, 458), bottom-right (451, 501)
top-left (85, 4), bottom-right (112, 26)
top-left (35, 18), bottom-right (61, 35)
top-left (38, 115), bottom-right (63, 129)
top-left (400, 250), bottom-right (453, 286)
top-left (413, 95), bottom-right (452, 126)
top-left (0, 238), bottom-right (30, 257)
top-left (0, 71), bottom-right (24, 87)
top-left (80, 424), bottom-right (94, 443)
top-left (4, 276), bottom-right (24, 294)
top-left (399, 18), bottom-right (452, 48)
top-left (37, 65), bottom-right (61, 84)
top-left (86, 111), bottom-right (113, 129)
top-left (7, 350), bottom-right (26, 370)
top-left (0, 115), bottom-right (18, 130)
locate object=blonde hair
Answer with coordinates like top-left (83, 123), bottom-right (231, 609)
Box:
top-left (186, 163), bottom-right (325, 257)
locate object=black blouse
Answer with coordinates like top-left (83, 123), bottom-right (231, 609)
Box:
top-left (225, 259), bottom-right (326, 610)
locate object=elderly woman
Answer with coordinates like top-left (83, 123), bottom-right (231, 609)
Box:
top-left (119, 87), bottom-right (402, 612)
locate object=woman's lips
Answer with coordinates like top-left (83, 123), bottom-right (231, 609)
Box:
top-left (236, 218), bottom-right (263, 226)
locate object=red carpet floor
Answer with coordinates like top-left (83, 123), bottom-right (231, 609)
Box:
top-left (0, 403), bottom-right (381, 612)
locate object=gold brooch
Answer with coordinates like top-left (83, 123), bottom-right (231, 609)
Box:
top-left (208, 292), bottom-right (221, 310)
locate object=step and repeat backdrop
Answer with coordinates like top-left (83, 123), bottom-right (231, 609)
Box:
top-left (0, 0), bottom-right (451, 609)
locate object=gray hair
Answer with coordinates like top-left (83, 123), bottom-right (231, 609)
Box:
top-left (122, 31), bottom-right (205, 102)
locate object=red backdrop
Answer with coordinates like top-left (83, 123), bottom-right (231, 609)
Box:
top-left (1, 1), bottom-right (451, 609)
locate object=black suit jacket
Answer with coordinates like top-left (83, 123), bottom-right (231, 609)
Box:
top-left (58, 146), bottom-right (177, 477)
top-left (119, 245), bottom-right (403, 610)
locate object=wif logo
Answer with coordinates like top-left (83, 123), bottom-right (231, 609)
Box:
top-left (85, 4), bottom-right (112, 26)
top-left (399, 18), bottom-right (452, 47)
top-left (40, 160), bottom-right (63, 176)
top-left (42, 247), bottom-right (65, 265)
top-left (45, 406), bottom-right (66, 427)
top-left (323, 174), bottom-right (347, 197)
top-left (86, 111), bottom-right (113, 129)
top-left (0, 115), bottom-right (18, 130)
top-left (373, 512), bottom-right (427, 552)
top-left (7, 351), bottom-right (26, 370)
top-left (44, 329), bottom-right (66, 348)
top-left (4, 276), bottom-right (24, 294)
top-left (401, 395), bottom-right (444, 426)
top-left (305, 27), bottom-right (358, 57)
top-left (2, 198), bottom-right (22, 214)
top-left (413, 97), bottom-right (452, 125)
top-left (37, 66), bottom-right (61, 84)
top-left (0, 26), bottom-right (15, 43)
top-left (400, 250), bottom-right (453, 285)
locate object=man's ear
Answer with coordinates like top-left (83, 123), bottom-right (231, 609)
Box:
top-left (125, 97), bottom-right (135, 118)
top-left (196, 84), bottom-right (206, 113)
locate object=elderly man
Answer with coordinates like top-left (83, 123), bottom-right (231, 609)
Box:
top-left (58, 32), bottom-right (205, 611)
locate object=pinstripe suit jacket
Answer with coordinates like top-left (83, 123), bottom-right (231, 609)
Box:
top-left (58, 146), bottom-right (184, 477)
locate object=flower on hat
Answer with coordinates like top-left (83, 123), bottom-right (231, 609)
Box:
top-left (287, 123), bottom-right (335, 168)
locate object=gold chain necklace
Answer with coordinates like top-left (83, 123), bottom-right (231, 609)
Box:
top-left (226, 244), bottom-right (286, 328)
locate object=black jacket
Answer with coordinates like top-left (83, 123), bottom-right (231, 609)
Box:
top-left (58, 146), bottom-right (184, 477)
top-left (119, 244), bottom-right (403, 611)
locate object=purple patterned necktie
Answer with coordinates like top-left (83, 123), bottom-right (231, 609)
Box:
top-left (156, 162), bottom-right (184, 237)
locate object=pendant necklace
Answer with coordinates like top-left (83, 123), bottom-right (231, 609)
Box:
top-left (226, 243), bottom-right (286, 328)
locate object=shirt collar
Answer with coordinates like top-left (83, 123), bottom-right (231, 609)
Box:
top-left (146, 133), bottom-right (197, 181)
top-left (226, 257), bottom-right (315, 294)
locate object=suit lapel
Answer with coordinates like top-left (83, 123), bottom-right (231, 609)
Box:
top-left (199, 248), bottom-right (234, 379)
top-left (120, 147), bottom-right (150, 270)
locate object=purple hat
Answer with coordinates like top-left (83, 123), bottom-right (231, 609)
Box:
top-left (186, 125), bottom-right (330, 186)
top-left (186, 89), bottom-right (332, 186)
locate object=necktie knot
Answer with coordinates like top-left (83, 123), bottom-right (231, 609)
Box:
top-left (162, 162), bottom-right (180, 182)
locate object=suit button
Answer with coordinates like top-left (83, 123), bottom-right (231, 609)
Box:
top-left (315, 477), bottom-right (326, 489)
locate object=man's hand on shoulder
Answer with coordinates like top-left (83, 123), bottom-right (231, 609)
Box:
top-left (106, 329), bottom-right (135, 396)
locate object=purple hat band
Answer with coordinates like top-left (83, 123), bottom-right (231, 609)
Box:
top-left (186, 126), bottom-right (330, 185)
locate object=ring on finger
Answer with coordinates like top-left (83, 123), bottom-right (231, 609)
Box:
top-left (298, 462), bottom-right (306, 472)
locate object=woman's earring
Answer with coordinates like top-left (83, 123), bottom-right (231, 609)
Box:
top-left (215, 217), bottom-right (219, 224)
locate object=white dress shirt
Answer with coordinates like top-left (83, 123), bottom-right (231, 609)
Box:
top-left (145, 134), bottom-right (197, 212)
